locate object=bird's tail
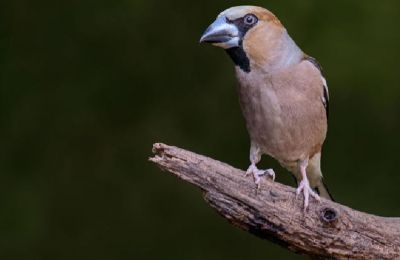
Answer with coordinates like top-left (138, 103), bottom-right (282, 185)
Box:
top-left (315, 179), bottom-right (334, 201)
top-left (307, 153), bottom-right (334, 201)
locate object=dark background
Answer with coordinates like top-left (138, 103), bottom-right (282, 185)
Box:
top-left (2, 0), bottom-right (400, 259)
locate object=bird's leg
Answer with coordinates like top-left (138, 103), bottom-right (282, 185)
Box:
top-left (245, 145), bottom-right (275, 189)
top-left (296, 158), bottom-right (320, 210)
top-left (246, 165), bottom-right (275, 189)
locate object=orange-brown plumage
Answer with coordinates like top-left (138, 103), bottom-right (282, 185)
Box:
top-left (200, 6), bottom-right (333, 208)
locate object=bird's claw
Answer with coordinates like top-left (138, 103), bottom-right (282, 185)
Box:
top-left (296, 179), bottom-right (320, 210)
top-left (245, 164), bottom-right (275, 189)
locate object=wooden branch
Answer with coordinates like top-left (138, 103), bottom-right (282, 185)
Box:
top-left (149, 143), bottom-right (400, 259)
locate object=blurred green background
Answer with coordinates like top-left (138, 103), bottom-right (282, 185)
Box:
top-left (2, 0), bottom-right (400, 259)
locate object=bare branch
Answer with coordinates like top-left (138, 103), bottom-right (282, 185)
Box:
top-left (149, 143), bottom-right (400, 259)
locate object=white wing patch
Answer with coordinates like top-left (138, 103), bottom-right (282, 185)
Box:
top-left (303, 55), bottom-right (329, 119)
top-left (321, 76), bottom-right (329, 118)
top-left (322, 77), bottom-right (329, 98)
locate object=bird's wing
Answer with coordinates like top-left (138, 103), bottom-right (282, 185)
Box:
top-left (303, 56), bottom-right (329, 120)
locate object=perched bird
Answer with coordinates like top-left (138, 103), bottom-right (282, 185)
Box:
top-left (200, 6), bottom-right (333, 209)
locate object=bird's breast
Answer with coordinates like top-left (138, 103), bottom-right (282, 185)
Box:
top-left (235, 64), bottom-right (327, 164)
top-left (236, 71), bottom-right (285, 151)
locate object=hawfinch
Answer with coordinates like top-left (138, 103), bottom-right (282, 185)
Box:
top-left (200, 6), bottom-right (333, 209)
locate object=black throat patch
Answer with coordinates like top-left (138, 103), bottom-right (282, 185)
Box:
top-left (224, 15), bottom-right (257, 73)
top-left (226, 47), bottom-right (250, 73)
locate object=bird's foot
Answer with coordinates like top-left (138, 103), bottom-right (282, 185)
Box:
top-left (296, 179), bottom-right (320, 210)
top-left (245, 164), bottom-right (275, 189)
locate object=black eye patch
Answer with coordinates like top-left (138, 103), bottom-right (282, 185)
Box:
top-left (224, 13), bottom-right (258, 73)
top-left (226, 14), bottom-right (258, 39)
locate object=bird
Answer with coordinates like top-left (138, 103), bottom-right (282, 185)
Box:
top-left (199, 6), bottom-right (333, 209)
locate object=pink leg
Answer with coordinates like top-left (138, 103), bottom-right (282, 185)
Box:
top-left (246, 164), bottom-right (275, 189)
top-left (245, 144), bottom-right (275, 189)
top-left (296, 158), bottom-right (320, 210)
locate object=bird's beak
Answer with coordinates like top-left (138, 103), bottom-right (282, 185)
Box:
top-left (199, 16), bottom-right (240, 49)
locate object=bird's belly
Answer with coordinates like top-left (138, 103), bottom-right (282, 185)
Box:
top-left (245, 106), bottom-right (301, 161)
top-left (238, 83), bottom-right (326, 164)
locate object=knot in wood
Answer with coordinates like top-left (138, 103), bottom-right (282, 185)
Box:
top-left (320, 207), bottom-right (339, 224)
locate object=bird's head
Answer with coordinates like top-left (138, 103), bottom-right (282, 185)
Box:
top-left (200, 6), bottom-right (294, 73)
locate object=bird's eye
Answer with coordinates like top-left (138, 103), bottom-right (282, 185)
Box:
top-left (244, 14), bottom-right (257, 25)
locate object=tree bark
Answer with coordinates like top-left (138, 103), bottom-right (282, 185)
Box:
top-left (149, 143), bottom-right (400, 259)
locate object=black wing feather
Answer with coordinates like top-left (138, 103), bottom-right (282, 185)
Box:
top-left (303, 55), bottom-right (329, 120)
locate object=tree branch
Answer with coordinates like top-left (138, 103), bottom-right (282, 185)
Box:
top-left (149, 143), bottom-right (400, 259)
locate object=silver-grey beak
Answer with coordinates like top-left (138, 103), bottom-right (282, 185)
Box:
top-left (199, 16), bottom-right (240, 49)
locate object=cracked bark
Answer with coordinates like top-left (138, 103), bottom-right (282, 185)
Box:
top-left (149, 143), bottom-right (400, 259)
